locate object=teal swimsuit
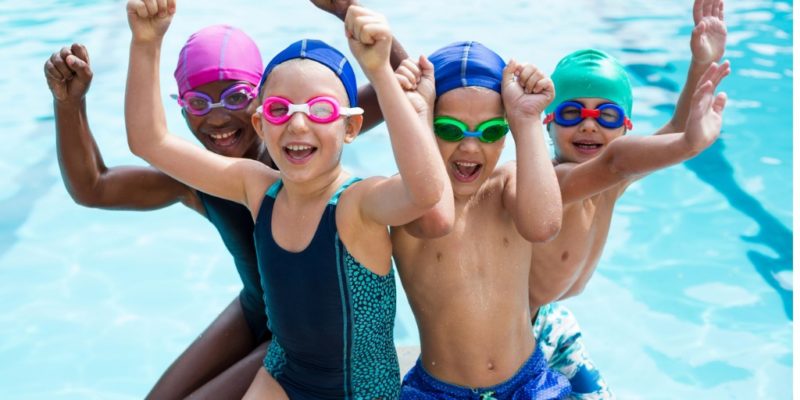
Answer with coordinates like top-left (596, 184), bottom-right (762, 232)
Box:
top-left (253, 177), bottom-right (400, 399)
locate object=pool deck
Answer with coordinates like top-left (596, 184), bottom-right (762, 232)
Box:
top-left (398, 346), bottom-right (420, 376)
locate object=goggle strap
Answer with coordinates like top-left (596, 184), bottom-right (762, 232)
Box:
top-left (340, 106), bottom-right (364, 116)
top-left (625, 118), bottom-right (633, 130)
top-left (543, 114), bottom-right (555, 124)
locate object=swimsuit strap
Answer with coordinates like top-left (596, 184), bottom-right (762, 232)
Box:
top-left (329, 176), bottom-right (361, 205)
top-left (266, 179), bottom-right (284, 199)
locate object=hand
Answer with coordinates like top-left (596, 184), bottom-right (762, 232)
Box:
top-left (45, 44), bottom-right (93, 104)
top-left (395, 56), bottom-right (435, 116)
top-left (691, 0), bottom-right (726, 64)
top-left (310, 0), bottom-right (357, 21)
top-left (127, 0), bottom-right (176, 43)
top-left (684, 61), bottom-right (729, 152)
top-left (501, 60), bottom-right (554, 124)
top-left (345, 5), bottom-right (392, 77)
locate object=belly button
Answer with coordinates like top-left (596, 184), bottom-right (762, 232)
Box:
top-left (487, 361), bottom-right (495, 370)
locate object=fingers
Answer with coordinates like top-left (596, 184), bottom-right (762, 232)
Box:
top-left (357, 22), bottom-right (391, 45)
top-left (44, 54), bottom-right (65, 83)
top-left (71, 43), bottom-right (90, 66)
top-left (51, 47), bottom-right (74, 81)
top-left (712, 92), bottom-right (727, 114)
top-left (395, 58), bottom-right (420, 90)
top-left (501, 58), bottom-right (519, 88)
top-left (128, 0), bottom-right (173, 18)
top-left (693, 0), bottom-right (703, 24)
top-left (717, 0), bottom-right (724, 21)
top-left (709, 60), bottom-right (731, 89)
top-left (504, 60), bottom-right (553, 94)
top-left (66, 53), bottom-right (92, 82)
top-left (143, 0), bottom-right (158, 16)
top-left (418, 54), bottom-right (434, 80)
top-left (702, 0), bottom-right (714, 19)
top-left (345, 7), bottom-right (389, 45)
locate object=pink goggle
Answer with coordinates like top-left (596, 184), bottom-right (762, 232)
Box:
top-left (256, 96), bottom-right (364, 125)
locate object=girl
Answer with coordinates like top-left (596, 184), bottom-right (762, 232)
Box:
top-left (124, 1), bottom-right (449, 398)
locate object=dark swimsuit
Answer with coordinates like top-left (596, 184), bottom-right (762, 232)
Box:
top-left (197, 191), bottom-right (270, 342)
top-left (254, 177), bottom-right (400, 399)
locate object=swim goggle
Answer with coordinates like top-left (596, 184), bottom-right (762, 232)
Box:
top-left (543, 101), bottom-right (633, 130)
top-left (433, 116), bottom-right (509, 143)
top-left (173, 83), bottom-right (257, 116)
top-left (256, 96), bottom-right (364, 125)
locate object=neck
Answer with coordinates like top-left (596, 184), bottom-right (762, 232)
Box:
top-left (279, 165), bottom-right (349, 204)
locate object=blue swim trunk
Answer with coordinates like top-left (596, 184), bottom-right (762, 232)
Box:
top-left (533, 303), bottom-right (613, 400)
top-left (400, 346), bottom-right (570, 399)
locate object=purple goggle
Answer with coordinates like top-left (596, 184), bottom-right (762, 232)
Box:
top-left (173, 83), bottom-right (257, 116)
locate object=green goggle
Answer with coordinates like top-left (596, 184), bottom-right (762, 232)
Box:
top-left (433, 116), bottom-right (509, 143)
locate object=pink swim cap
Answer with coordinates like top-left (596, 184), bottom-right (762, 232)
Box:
top-left (174, 25), bottom-right (263, 97)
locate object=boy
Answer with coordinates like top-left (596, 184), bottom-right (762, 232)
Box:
top-left (391, 41), bottom-right (570, 398)
top-left (529, 0), bottom-right (728, 397)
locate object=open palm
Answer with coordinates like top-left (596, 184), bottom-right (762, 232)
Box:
top-left (691, 0), bottom-right (727, 63)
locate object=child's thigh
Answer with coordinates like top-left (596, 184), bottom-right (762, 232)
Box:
top-left (243, 367), bottom-right (289, 400)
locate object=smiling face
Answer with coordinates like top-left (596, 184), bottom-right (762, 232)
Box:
top-left (181, 80), bottom-right (263, 160)
top-left (548, 97), bottom-right (627, 164)
top-left (434, 87), bottom-right (505, 199)
top-left (252, 59), bottom-right (362, 183)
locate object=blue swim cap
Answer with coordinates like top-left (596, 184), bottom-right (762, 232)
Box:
top-left (259, 39), bottom-right (359, 107)
top-left (429, 41), bottom-right (506, 97)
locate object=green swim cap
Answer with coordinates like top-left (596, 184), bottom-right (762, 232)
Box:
top-left (546, 49), bottom-right (633, 117)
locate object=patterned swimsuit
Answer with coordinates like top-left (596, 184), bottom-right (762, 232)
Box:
top-left (253, 177), bottom-right (400, 399)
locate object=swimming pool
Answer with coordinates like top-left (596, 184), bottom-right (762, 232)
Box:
top-left (0, 0), bottom-right (792, 398)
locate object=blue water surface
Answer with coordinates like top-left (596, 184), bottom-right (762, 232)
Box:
top-left (0, 0), bottom-right (792, 398)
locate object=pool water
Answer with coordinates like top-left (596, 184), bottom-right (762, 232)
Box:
top-left (0, 0), bottom-right (792, 398)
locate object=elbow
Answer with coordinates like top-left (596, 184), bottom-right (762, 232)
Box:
top-left (67, 184), bottom-right (105, 209)
top-left (519, 213), bottom-right (562, 243)
top-left (425, 212), bottom-right (454, 238)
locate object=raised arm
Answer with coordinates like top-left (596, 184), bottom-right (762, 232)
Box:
top-left (310, 0), bottom-right (409, 131)
top-left (501, 61), bottom-right (562, 242)
top-left (45, 43), bottom-right (200, 212)
top-left (345, 6), bottom-right (448, 226)
top-left (393, 55), bottom-right (454, 238)
top-left (656, 0), bottom-right (727, 135)
top-left (124, 0), bottom-right (273, 213)
top-left (558, 63), bottom-right (729, 205)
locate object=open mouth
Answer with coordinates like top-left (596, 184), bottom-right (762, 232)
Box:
top-left (208, 129), bottom-right (242, 148)
top-left (283, 144), bottom-right (317, 164)
top-left (573, 141), bottom-right (603, 154)
top-left (452, 161), bottom-right (482, 183)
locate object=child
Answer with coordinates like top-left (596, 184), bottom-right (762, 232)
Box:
top-left (528, 0), bottom-right (729, 397)
top-left (46, 1), bottom-right (406, 397)
top-left (46, 26), bottom-right (275, 399)
top-left (125, 1), bottom-right (449, 399)
top-left (390, 41), bottom-right (570, 398)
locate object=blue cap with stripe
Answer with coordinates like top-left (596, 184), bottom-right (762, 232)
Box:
top-left (259, 39), bottom-right (359, 107)
top-left (429, 41), bottom-right (506, 97)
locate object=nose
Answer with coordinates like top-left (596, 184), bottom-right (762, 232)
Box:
top-left (457, 136), bottom-right (481, 153)
top-left (286, 111), bottom-right (310, 134)
top-left (205, 106), bottom-right (232, 126)
top-left (578, 117), bottom-right (598, 133)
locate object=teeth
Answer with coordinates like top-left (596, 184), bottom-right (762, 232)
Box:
top-left (210, 130), bottom-right (236, 140)
top-left (455, 161), bottom-right (478, 167)
top-left (286, 144), bottom-right (313, 151)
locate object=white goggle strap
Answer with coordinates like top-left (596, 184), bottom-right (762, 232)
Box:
top-left (339, 106), bottom-right (364, 117)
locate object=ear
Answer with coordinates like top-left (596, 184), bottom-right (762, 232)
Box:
top-left (251, 111), bottom-right (267, 141)
top-left (343, 115), bottom-right (363, 144)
